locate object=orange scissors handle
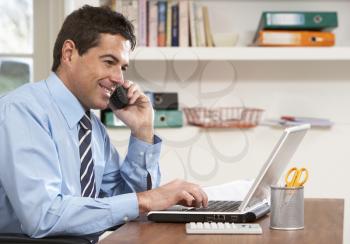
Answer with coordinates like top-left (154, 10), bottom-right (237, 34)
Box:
top-left (285, 167), bottom-right (309, 187)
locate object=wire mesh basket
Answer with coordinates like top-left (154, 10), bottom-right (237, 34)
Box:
top-left (183, 107), bottom-right (264, 128)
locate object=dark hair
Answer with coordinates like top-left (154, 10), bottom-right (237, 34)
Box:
top-left (52, 5), bottom-right (136, 72)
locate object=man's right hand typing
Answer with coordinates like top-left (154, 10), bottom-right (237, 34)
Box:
top-left (136, 179), bottom-right (208, 213)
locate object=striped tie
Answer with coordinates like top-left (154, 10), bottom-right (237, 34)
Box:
top-left (78, 111), bottom-right (96, 198)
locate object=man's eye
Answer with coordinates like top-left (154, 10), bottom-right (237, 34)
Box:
top-left (104, 60), bottom-right (114, 65)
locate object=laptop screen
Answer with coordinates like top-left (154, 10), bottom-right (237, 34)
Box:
top-left (239, 124), bottom-right (310, 211)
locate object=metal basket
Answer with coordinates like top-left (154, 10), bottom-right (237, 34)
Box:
top-left (183, 107), bottom-right (264, 128)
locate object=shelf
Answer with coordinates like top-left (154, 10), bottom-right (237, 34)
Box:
top-left (130, 47), bottom-right (350, 61)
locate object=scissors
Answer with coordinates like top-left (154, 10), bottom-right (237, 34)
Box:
top-left (285, 167), bottom-right (309, 187)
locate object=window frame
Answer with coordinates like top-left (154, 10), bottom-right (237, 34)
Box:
top-left (0, 0), bottom-right (66, 84)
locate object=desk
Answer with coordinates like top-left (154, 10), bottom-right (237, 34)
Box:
top-left (100, 198), bottom-right (344, 244)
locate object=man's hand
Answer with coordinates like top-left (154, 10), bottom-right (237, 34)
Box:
top-left (136, 179), bottom-right (209, 214)
top-left (110, 80), bottom-right (154, 144)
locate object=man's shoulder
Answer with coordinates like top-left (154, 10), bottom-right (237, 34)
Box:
top-left (0, 81), bottom-right (48, 104)
top-left (0, 81), bottom-right (51, 118)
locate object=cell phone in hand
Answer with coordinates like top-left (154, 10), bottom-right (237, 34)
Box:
top-left (110, 86), bottom-right (129, 109)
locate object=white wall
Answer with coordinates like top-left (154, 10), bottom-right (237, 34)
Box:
top-left (108, 58), bottom-right (350, 242)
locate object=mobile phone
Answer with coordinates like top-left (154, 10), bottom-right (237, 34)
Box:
top-left (110, 86), bottom-right (129, 109)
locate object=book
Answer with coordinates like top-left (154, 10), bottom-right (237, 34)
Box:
top-left (146, 0), bottom-right (149, 46)
top-left (166, 0), bottom-right (174, 47)
top-left (188, 0), bottom-right (197, 47)
top-left (179, 0), bottom-right (189, 47)
top-left (257, 11), bottom-right (338, 31)
top-left (148, 0), bottom-right (158, 47)
top-left (202, 5), bottom-right (214, 47)
top-left (138, 0), bottom-right (147, 46)
top-left (157, 1), bottom-right (167, 47)
top-left (171, 3), bottom-right (179, 46)
top-left (193, 2), bottom-right (205, 47)
top-left (262, 116), bottom-right (333, 128)
top-left (100, 0), bottom-right (116, 11)
top-left (254, 30), bottom-right (335, 47)
top-left (116, 0), bottom-right (139, 43)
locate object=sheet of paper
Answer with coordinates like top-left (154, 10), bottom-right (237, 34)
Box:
top-left (203, 180), bottom-right (254, 201)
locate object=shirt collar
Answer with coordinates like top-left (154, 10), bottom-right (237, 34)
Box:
top-left (46, 72), bottom-right (86, 129)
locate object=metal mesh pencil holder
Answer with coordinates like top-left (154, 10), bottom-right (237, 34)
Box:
top-left (270, 185), bottom-right (304, 230)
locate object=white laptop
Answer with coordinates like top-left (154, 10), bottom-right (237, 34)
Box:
top-left (147, 124), bottom-right (310, 223)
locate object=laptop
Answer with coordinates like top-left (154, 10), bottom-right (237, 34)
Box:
top-left (147, 124), bottom-right (310, 223)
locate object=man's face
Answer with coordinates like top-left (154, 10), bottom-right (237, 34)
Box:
top-left (65, 34), bottom-right (131, 110)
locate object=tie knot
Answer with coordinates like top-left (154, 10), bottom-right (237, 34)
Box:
top-left (80, 111), bottom-right (91, 130)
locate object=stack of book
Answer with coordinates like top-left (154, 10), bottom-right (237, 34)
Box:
top-left (252, 11), bottom-right (338, 47)
top-left (100, 0), bottom-right (214, 47)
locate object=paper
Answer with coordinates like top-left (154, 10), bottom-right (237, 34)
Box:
top-left (203, 180), bottom-right (254, 201)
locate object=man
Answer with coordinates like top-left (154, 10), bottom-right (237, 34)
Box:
top-left (0, 5), bottom-right (208, 240)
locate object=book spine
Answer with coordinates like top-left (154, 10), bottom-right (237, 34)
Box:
top-left (120, 1), bottom-right (139, 44)
top-left (179, 0), bottom-right (189, 47)
top-left (202, 5), bottom-right (213, 47)
top-left (171, 4), bottom-right (179, 47)
top-left (157, 1), bottom-right (167, 47)
top-left (148, 0), bottom-right (158, 47)
top-left (138, 0), bottom-right (147, 46)
top-left (194, 2), bottom-right (205, 47)
top-left (166, 0), bottom-right (173, 47)
top-left (188, 0), bottom-right (197, 47)
top-left (146, 0), bottom-right (149, 47)
top-left (262, 12), bottom-right (338, 30)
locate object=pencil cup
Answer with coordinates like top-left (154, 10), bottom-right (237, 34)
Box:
top-left (270, 185), bottom-right (304, 230)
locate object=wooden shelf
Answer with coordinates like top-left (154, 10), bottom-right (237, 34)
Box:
top-left (130, 47), bottom-right (350, 61)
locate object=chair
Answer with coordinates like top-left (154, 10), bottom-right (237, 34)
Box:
top-left (0, 233), bottom-right (97, 243)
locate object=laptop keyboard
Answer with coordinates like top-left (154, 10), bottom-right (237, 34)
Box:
top-left (187, 200), bottom-right (242, 212)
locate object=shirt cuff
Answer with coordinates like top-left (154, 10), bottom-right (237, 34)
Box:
top-left (127, 134), bottom-right (162, 170)
top-left (105, 192), bottom-right (139, 224)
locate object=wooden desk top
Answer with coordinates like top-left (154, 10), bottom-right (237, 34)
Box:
top-left (99, 198), bottom-right (344, 244)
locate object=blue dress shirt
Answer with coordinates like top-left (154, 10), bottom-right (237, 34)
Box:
top-left (0, 73), bottom-right (161, 237)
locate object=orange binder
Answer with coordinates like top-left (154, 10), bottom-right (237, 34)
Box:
top-left (255, 30), bottom-right (335, 47)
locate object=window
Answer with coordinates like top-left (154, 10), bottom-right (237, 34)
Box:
top-left (0, 0), bottom-right (33, 94)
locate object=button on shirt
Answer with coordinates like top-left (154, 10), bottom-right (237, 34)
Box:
top-left (0, 73), bottom-right (161, 237)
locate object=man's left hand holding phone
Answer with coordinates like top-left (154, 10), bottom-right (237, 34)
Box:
top-left (109, 80), bottom-right (154, 144)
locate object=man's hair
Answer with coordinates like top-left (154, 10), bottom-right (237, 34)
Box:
top-left (52, 5), bottom-right (136, 72)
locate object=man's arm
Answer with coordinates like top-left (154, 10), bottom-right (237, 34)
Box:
top-left (101, 80), bottom-right (161, 194)
top-left (107, 81), bottom-right (208, 212)
top-left (0, 102), bottom-right (140, 237)
top-left (98, 123), bottom-right (161, 197)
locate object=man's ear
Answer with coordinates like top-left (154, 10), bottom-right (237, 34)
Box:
top-left (61, 40), bottom-right (77, 67)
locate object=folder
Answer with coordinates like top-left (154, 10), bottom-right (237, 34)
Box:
top-left (154, 110), bottom-right (183, 128)
top-left (103, 110), bottom-right (183, 128)
top-left (254, 30), bottom-right (335, 47)
top-left (257, 11), bottom-right (338, 30)
top-left (145, 92), bottom-right (179, 110)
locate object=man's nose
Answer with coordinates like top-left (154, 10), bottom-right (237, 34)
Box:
top-left (110, 68), bottom-right (124, 84)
